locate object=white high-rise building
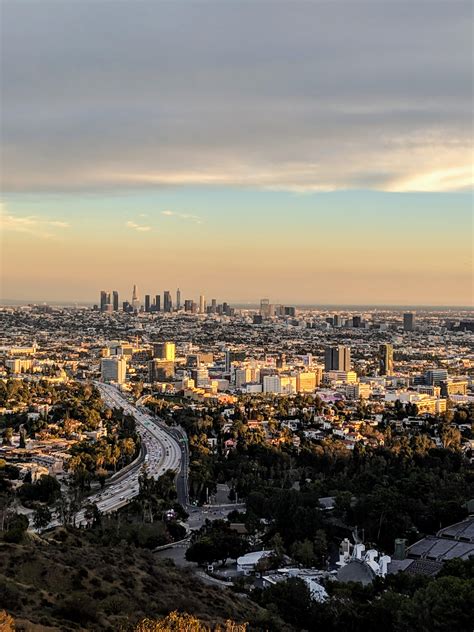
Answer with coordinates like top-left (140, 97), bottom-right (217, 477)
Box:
top-left (101, 356), bottom-right (127, 384)
top-left (199, 295), bottom-right (206, 313)
top-left (263, 375), bottom-right (281, 393)
top-left (132, 284), bottom-right (140, 310)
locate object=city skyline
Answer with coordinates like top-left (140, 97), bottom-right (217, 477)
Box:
top-left (1, 1), bottom-right (472, 306)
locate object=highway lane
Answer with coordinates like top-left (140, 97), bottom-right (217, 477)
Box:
top-left (44, 383), bottom-right (183, 528)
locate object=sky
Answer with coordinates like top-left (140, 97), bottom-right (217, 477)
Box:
top-left (1, 1), bottom-right (472, 306)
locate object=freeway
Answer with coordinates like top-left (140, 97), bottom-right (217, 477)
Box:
top-left (48, 383), bottom-right (184, 527)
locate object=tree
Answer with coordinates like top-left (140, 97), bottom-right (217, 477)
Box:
top-left (4, 512), bottom-right (29, 542)
top-left (313, 529), bottom-right (328, 567)
top-left (291, 539), bottom-right (315, 567)
top-left (135, 611), bottom-right (247, 631)
top-left (0, 609), bottom-right (15, 631)
top-left (400, 576), bottom-right (474, 632)
top-left (2, 428), bottom-right (13, 446)
top-left (33, 504), bottom-right (52, 530)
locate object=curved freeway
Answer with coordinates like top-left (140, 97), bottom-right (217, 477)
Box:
top-left (48, 383), bottom-right (184, 528)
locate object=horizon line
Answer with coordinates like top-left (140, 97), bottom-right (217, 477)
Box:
top-left (0, 298), bottom-right (472, 311)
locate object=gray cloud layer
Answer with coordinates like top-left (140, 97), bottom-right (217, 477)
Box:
top-left (1, 1), bottom-right (472, 192)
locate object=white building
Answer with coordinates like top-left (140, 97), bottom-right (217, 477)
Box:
top-left (237, 550), bottom-right (273, 574)
top-left (101, 356), bottom-right (127, 384)
top-left (263, 375), bottom-right (281, 393)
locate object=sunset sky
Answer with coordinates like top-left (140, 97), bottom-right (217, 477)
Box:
top-left (1, 1), bottom-right (472, 305)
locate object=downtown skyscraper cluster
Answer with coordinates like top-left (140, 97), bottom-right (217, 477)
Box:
top-left (97, 286), bottom-right (233, 316)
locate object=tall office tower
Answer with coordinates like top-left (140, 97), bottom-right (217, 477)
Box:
top-left (324, 345), bottom-right (351, 372)
top-left (199, 295), bottom-right (206, 314)
top-left (100, 290), bottom-right (108, 312)
top-left (132, 284), bottom-right (140, 310)
top-left (224, 348), bottom-right (232, 373)
top-left (403, 312), bottom-right (415, 332)
top-left (176, 288), bottom-right (181, 311)
top-left (153, 341), bottom-right (176, 361)
top-left (333, 314), bottom-right (342, 328)
top-left (379, 343), bottom-right (394, 376)
top-left (101, 356), bottom-right (127, 384)
top-left (186, 353), bottom-right (201, 369)
top-left (163, 290), bottom-right (172, 312)
top-left (155, 294), bottom-right (161, 312)
top-left (352, 315), bottom-right (362, 328)
top-left (191, 367), bottom-right (210, 387)
top-left (260, 298), bottom-right (271, 319)
top-left (112, 291), bottom-right (119, 311)
top-left (211, 298), bottom-right (217, 313)
top-left (424, 368), bottom-right (449, 386)
top-left (148, 359), bottom-right (175, 382)
top-left (144, 294), bottom-right (151, 313)
top-left (184, 299), bottom-right (193, 312)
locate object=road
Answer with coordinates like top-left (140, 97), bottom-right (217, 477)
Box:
top-left (44, 383), bottom-right (184, 528)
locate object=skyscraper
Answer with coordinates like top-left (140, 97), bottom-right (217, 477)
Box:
top-left (176, 288), bottom-right (181, 311)
top-left (100, 290), bottom-right (108, 312)
top-left (153, 341), bottom-right (176, 361)
top-left (324, 345), bottom-right (351, 372)
top-left (199, 295), bottom-right (206, 314)
top-left (155, 294), bottom-right (161, 312)
top-left (132, 284), bottom-right (140, 310)
top-left (379, 343), bottom-right (394, 376)
top-left (112, 290), bottom-right (119, 311)
top-left (101, 356), bottom-right (127, 384)
top-left (144, 294), bottom-right (151, 313)
top-left (260, 298), bottom-right (271, 319)
top-left (163, 290), bottom-right (172, 312)
top-left (404, 312), bottom-right (415, 332)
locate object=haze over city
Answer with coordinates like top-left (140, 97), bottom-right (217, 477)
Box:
top-left (1, 1), bottom-right (472, 306)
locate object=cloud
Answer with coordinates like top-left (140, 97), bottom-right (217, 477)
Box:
top-left (126, 220), bottom-right (151, 232)
top-left (161, 210), bottom-right (202, 224)
top-left (0, 204), bottom-right (69, 238)
top-left (1, 2), bottom-right (472, 194)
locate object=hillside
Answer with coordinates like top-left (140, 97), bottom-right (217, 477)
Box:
top-left (0, 529), bottom-right (286, 632)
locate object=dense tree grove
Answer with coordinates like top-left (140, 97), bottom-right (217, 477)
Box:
top-left (166, 400), bottom-right (473, 554)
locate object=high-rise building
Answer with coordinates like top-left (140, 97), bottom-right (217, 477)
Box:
top-left (352, 316), bottom-right (362, 328)
top-left (211, 298), bottom-right (217, 313)
top-left (101, 356), bottom-right (127, 384)
top-left (379, 343), bottom-right (394, 376)
top-left (155, 294), bottom-right (161, 312)
top-left (153, 341), bottom-right (176, 361)
top-left (199, 295), bottom-right (206, 314)
top-left (191, 367), bottom-right (210, 387)
top-left (224, 348), bottom-right (232, 373)
top-left (324, 345), bottom-right (351, 372)
top-left (144, 294), bottom-right (151, 313)
top-left (296, 371), bottom-right (317, 393)
top-left (112, 291), bottom-right (119, 311)
top-left (424, 368), bottom-right (449, 386)
top-left (176, 288), bottom-right (181, 311)
top-left (260, 298), bottom-right (271, 319)
top-left (184, 299), bottom-right (193, 312)
top-left (163, 291), bottom-right (172, 312)
top-left (132, 284), bottom-right (140, 310)
top-left (148, 359), bottom-right (175, 382)
top-left (403, 312), bottom-right (415, 332)
top-left (100, 290), bottom-right (108, 312)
